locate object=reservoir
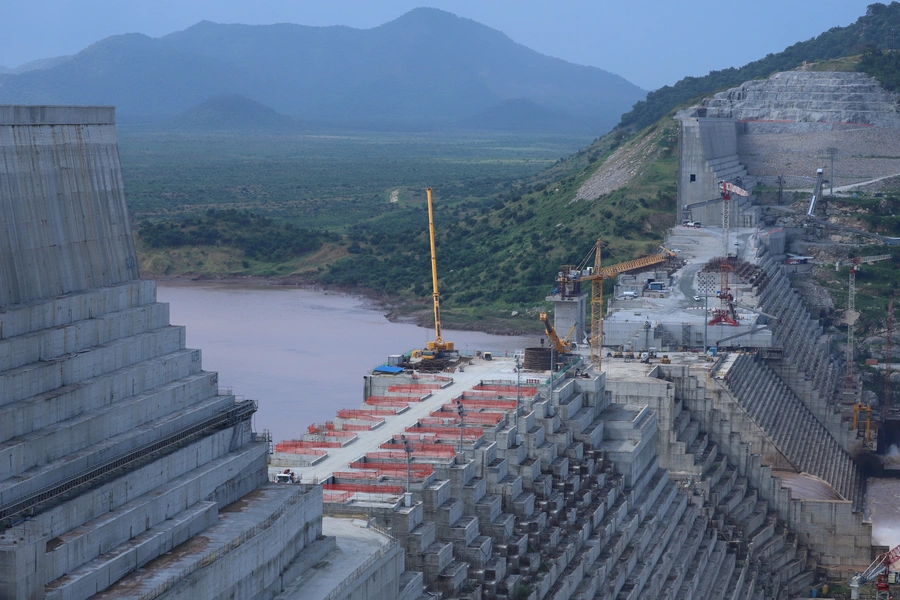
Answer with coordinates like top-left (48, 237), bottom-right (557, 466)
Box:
top-left (156, 282), bottom-right (535, 443)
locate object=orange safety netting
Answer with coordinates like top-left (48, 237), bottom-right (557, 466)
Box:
top-left (275, 440), bottom-right (340, 451)
top-left (404, 425), bottom-right (482, 439)
top-left (322, 490), bottom-right (352, 503)
top-left (365, 398), bottom-right (413, 407)
top-left (332, 423), bottom-right (374, 431)
top-left (421, 413), bottom-right (502, 425)
top-left (447, 399), bottom-right (518, 411)
top-left (474, 384), bottom-right (538, 395)
top-left (337, 409), bottom-right (396, 419)
top-left (368, 448), bottom-right (457, 460)
top-left (350, 461), bottom-right (435, 476)
top-left (366, 395), bottom-right (420, 404)
top-left (324, 483), bottom-right (404, 494)
top-left (388, 383), bottom-right (442, 392)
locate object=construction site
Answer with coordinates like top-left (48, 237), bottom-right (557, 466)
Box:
top-left (2, 67), bottom-right (900, 600)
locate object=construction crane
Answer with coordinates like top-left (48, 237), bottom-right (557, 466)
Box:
top-left (554, 240), bottom-right (677, 368)
top-left (706, 181), bottom-right (750, 328)
top-left (806, 168), bottom-right (827, 218)
top-left (539, 312), bottom-right (573, 354)
top-left (836, 254), bottom-right (891, 391)
top-left (801, 167), bottom-right (900, 245)
top-left (887, 296), bottom-right (894, 422)
top-left (719, 180), bottom-right (750, 260)
top-left (849, 543), bottom-right (900, 600)
top-left (424, 188), bottom-right (454, 355)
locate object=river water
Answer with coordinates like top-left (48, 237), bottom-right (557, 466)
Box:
top-left (156, 282), bottom-right (535, 443)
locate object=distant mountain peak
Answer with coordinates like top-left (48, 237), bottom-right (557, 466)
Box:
top-left (0, 13), bottom-right (644, 133)
top-left (169, 94), bottom-right (298, 131)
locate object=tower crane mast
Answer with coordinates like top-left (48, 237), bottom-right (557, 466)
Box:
top-left (836, 254), bottom-right (891, 392)
top-left (554, 240), bottom-right (677, 369)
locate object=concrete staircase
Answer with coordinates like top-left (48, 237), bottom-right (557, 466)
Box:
top-left (0, 281), bottom-right (274, 599)
top-left (725, 353), bottom-right (859, 502)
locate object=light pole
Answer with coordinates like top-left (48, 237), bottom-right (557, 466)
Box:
top-left (827, 147), bottom-right (838, 197)
top-left (704, 295), bottom-right (709, 353)
top-left (401, 434), bottom-right (414, 501)
top-left (456, 400), bottom-right (465, 456)
top-left (515, 355), bottom-right (522, 442)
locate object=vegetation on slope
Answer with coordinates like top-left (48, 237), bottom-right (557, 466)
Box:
top-left (618, 1), bottom-right (900, 132)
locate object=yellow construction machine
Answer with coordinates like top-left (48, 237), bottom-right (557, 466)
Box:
top-left (424, 188), bottom-right (454, 356)
top-left (539, 312), bottom-right (574, 354)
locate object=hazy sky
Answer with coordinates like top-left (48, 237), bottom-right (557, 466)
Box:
top-left (1, 0), bottom-right (878, 90)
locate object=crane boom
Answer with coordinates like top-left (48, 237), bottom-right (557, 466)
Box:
top-left (539, 312), bottom-right (571, 354)
top-left (807, 168), bottom-right (826, 217)
top-left (849, 543), bottom-right (900, 599)
top-left (425, 188), bottom-right (453, 353)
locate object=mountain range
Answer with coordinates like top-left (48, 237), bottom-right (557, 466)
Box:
top-left (0, 8), bottom-right (646, 133)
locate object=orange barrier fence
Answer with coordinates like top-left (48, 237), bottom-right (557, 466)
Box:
top-left (324, 483), bottom-right (404, 495)
top-left (388, 384), bottom-right (442, 392)
top-left (421, 413), bottom-right (503, 425)
top-left (365, 398), bottom-right (414, 407)
top-left (350, 460), bottom-right (435, 476)
top-left (337, 409), bottom-right (395, 419)
top-left (367, 448), bottom-right (456, 460)
top-left (323, 490), bottom-right (353, 503)
top-left (275, 440), bottom-right (341, 451)
top-left (474, 384), bottom-right (538, 395)
top-left (365, 395), bottom-right (422, 403)
top-left (446, 399), bottom-right (518, 411)
top-left (404, 425), bottom-right (482, 440)
top-left (332, 423), bottom-right (374, 431)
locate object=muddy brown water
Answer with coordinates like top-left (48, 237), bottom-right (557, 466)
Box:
top-left (157, 282), bottom-right (535, 443)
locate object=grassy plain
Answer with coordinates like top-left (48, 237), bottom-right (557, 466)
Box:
top-left (118, 127), bottom-right (595, 227)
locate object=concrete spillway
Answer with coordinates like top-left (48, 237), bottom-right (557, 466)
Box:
top-left (0, 107), bottom-right (333, 600)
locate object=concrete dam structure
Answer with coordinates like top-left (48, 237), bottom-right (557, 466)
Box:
top-left (0, 102), bottom-right (883, 600)
top-left (0, 107), bottom-right (343, 600)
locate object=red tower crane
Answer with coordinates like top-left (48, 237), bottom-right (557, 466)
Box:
top-left (849, 543), bottom-right (900, 599)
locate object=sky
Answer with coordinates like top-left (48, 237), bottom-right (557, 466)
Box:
top-left (0, 0), bottom-right (879, 90)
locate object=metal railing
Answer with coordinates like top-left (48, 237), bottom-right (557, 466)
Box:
top-left (322, 539), bottom-right (399, 600)
top-left (136, 486), bottom-right (309, 600)
top-left (0, 400), bottom-right (257, 525)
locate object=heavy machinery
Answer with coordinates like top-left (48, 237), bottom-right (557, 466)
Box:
top-left (539, 312), bottom-right (574, 354)
top-left (849, 543), bottom-right (900, 599)
top-left (554, 240), bottom-right (678, 368)
top-left (802, 167), bottom-right (900, 245)
top-left (424, 188), bottom-right (454, 356)
top-left (719, 180), bottom-right (750, 260)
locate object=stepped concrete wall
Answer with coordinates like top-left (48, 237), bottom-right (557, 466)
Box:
top-left (0, 106), bottom-right (339, 600)
top-left (680, 71), bottom-right (900, 191)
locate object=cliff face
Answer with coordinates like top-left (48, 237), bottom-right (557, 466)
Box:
top-left (697, 71), bottom-right (900, 129)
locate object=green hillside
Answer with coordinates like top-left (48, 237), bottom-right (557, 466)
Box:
top-left (619, 2), bottom-right (900, 132)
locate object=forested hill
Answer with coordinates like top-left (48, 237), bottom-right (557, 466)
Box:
top-left (0, 8), bottom-right (645, 134)
top-left (618, 1), bottom-right (900, 132)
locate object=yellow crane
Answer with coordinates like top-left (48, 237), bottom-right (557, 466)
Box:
top-left (555, 240), bottom-right (676, 368)
top-left (424, 188), bottom-right (454, 355)
top-left (539, 312), bottom-right (574, 354)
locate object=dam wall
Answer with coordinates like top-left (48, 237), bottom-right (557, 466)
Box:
top-left (0, 106), bottom-right (138, 307)
top-left (0, 106), bottom-right (330, 600)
